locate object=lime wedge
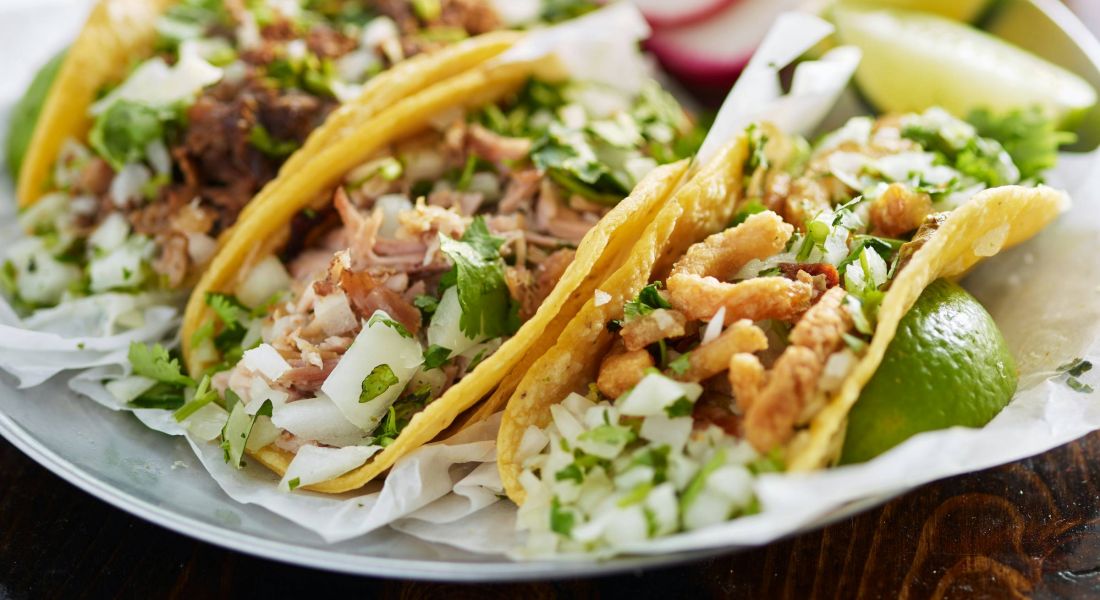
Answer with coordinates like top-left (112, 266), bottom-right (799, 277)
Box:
top-left (839, 279), bottom-right (1017, 464)
top-left (836, 0), bottom-right (991, 23)
top-left (834, 6), bottom-right (1097, 126)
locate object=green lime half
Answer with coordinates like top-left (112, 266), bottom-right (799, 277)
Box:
top-left (835, 0), bottom-right (992, 23)
top-left (833, 6), bottom-right (1097, 127)
top-left (6, 49), bottom-right (66, 180)
top-left (839, 279), bottom-right (1017, 464)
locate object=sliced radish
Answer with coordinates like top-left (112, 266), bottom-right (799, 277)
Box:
top-left (646, 0), bottom-right (805, 87)
top-left (629, 0), bottom-right (741, 29)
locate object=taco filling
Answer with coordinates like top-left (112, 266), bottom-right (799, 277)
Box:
top-left (160, 76), bottom-right (698, 488)
top-left (4, 0), bottom-right (603, 311)
top-left (511, 107), bottom-right (1066, 554)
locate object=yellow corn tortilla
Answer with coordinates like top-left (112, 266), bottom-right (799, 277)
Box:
top-left (181, 56), bottom-right (694, 493)
top-left (496, 128), bottom-right (1068, 503)
top-left (17, 0), bottom-right (174, 208)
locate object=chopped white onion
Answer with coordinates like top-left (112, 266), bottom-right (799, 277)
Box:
top-left (375, 194), bottom-right (413, 238)
top-left (90, 43), bottom-right (223, 115)
top-left (237, 255), bottom-right (291, 309)
top-left (549, 404), bottom-right (586, 446)
top-left (313, 291), bottom-right (358, 336)
top-left (105, 375), bottom-right (156, 404)
top-left (639, 415), bottom-right (693, 451)
top-left (241, 343), bottom-right (291, 381)
top-left (245, 415), bottom-right (282, 451)
top-left (185, 232), bottom-right (218, 266)
top-left (516, 425), bottom-right (551, 465)
top-left (146, 140), bottom-right (172, 176)
top-left (594, 289), bottom-right (611, 307)
top-left (701, 306), bottom-right (726, 345)
top-left (321, 311), bottom-right (423, 431)
top-left (88, 236), bottom-right (154, 293)
top-left (278, 444), bottom-right (382, 491)
top-left (488, 0), bottom-right (540, 26)
top-left (820, 350), bottom-right (857, 393)
top-left (617, 373), bottom-right (702, 417)
top-left (109, 164), bottom-right (151, 208)
top-left (17, 192), bottom-right (68, 233)
top-left (246, 376), bottom-right (289, 415)
top-left (271, 395), bottom-right (368, 447)
top-left (89, 213), bottom-right (131, 253)
top-left (184, 402), bottom-right (229, 442)
top-left (427, 287), bottom-right (484, 356)
top-left (562, 392), bottom-right (595, 420)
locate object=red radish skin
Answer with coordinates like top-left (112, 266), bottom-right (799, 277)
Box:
top-left (630, 0), bottom-right (742, 29)
top-left (646, 0), bottom-right (803, 88)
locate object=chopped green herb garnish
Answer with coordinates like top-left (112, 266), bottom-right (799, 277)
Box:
top-left (438, 217), bottom-right (518, 339)
top-left (359, 364), bottom-right (399, 404)
top-left (249, 124), bottom-right (299, 158)
top-left (423, 344), bottom-right (451, 370)
top-left (549, 496), bottom-right (575, 536)
top-left (128, 342), bottom-right (194, 386)
top-left (624, 282), bottom-right (671, 320)
top-left (664, 396), bottom-right (694, 418)
top-left (367, 312), bottom-right (413, 339)
top-left (667, 352), bottom-right (692, 377)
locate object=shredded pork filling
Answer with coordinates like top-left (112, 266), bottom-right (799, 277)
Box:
top-left (210, 77), bottom-right (690, 450)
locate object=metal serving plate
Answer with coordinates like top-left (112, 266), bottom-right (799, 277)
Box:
top-left (0, 0), bottom-right (1097, 581)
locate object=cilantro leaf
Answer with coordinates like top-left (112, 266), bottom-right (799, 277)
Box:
top-left (413, 294), bottom-right (439, 319)
top-left (664, 396), bottom-right (694, 418)
top-left (422, 344), bottom-right (451, 370)
top-left (578, 423), bottom-right (636, 447)
top-left (730, 199), bottom-right (766, 226)
top-left (555, 463), bottom-right (584, 483)
top-left (549, 496), bottom-right (575, 536)
top-left (967, 107), bottom-right (1074, 182)
top-left (128, 342), bottom-right (194, 386)
top-left (667, 352), bottom-right (692, 377)
top-left (206, 292), bottom-right (247, 329)
top-left (129, 383), bottom-right (188, 410)
top-left (367, 312), bottom-right (413, 339)
top-left (438, 217), bottom-right (518, 339)
top-left (249, 124), bottom-right (299, 158)
top-left (89, 100), bottom-right (172, 170)
top-left (623, 282), bottom-right (671, 320)
top-left (374, 385), bottom-right (435, 445)
top-left (359, 364), bottom-right (399, 404)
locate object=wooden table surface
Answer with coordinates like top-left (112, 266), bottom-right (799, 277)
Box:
top-left (4, 427), bottom-right (1100, 599)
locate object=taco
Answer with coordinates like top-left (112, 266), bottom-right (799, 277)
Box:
top-left (6, 0), bottom-right (602, 311)
top-left (497, 108), bottom-right (1068, 554)
top-left (148, 32), bottom-right (702, 493)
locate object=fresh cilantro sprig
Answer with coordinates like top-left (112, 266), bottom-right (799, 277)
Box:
top-left (623, 282), bottom-right (672, 321)
top-left (967, 107), bottom-right (1075, 182)
top-left (126, 342), bottom-right (195, 410)
top-left (438, 217), bottom-right (519, 339)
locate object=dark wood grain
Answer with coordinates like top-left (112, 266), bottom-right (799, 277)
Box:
top-left (4, 430), bottom-right (1100, 599)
